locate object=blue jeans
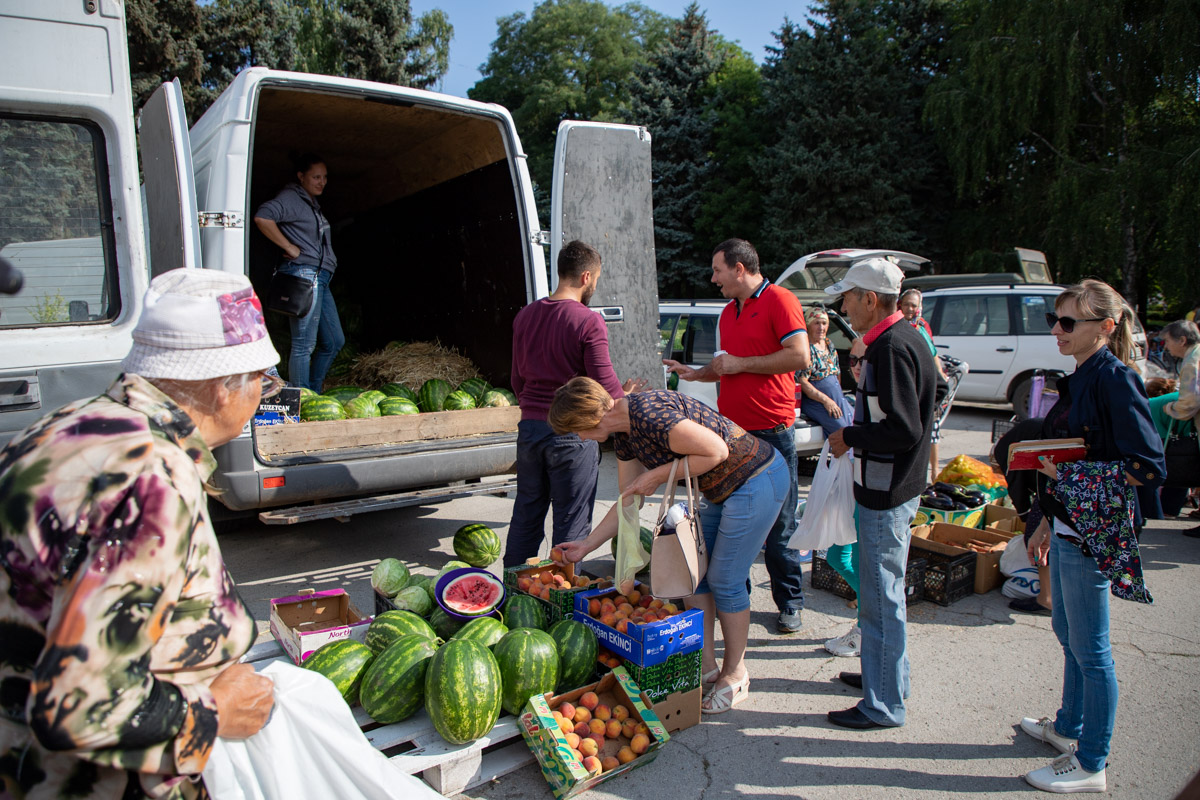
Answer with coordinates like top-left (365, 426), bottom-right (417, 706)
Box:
top-left (799, 375), bottom-right (853, 437)
top-left (280, 264), bottom-right (345, 392)
top-left (503, 420), bottom-right (600, 568)
top-left (749, 425), bottom-right (804, 614)
top-left (856, 497), bottom-right (918, 726)
top-left (694, 452), bottom-right (788, 612)
top-left (1050, 532), bottom-right (1117, 773)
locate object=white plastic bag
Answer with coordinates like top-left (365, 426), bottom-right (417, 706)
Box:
top-left (788, 441), bottom-right (857, 550)
top-left (1002, 567), bottom-right (1040, 600)
top-left (999, 531), bottom-right (1031, 577)
top-left (202, 661), bottom-right (440, 800)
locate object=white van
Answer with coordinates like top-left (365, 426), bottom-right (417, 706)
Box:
top-left (0, 0), bottom-right (660, 523)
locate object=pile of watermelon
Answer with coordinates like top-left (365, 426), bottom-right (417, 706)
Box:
top-left (298, 378), bottom-right (517, 422)
top-left (301, 551), bottom-right (604, 748)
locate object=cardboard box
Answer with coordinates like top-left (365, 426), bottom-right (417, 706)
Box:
top-left (519, 667), bottom-right (669, 800)
top-left (646, 686), bottom-right (702, 733)
top-left (620, 648), bottom-right (702, 704)
top-left (912, 523), bottom-right (1010, 594)
top-left (983, 503), bottom-right (1026, 539)
top-left (573, 584), bottom-right (703, 666)
top-left (252, 387), bottom-right (301, 427)
top-left (269, 588), bottom-right (372, 664)
top-left (504, 560), bottom-right (610, 625)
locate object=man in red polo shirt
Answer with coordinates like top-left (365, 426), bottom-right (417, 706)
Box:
top-left (664, 238), bottom-right (810, 632)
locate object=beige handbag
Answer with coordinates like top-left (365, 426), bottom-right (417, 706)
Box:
top-left (649, 458), bottom-right (708, 599)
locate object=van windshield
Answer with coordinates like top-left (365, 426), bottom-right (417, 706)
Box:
top-left (0, 116), bottom-right (117, 328)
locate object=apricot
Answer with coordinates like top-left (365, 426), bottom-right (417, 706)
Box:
top-left (601, 755), bottom-right (620, 772)
top-left (648, 598), bottom-right (663, 609)
top-left (518, 576), bottom-right (533, 592)
top-left (588, 599), bottom-right (602, 616)
top-left (617, 602), bottom-right (635, 615)
top-left (588, 733), bottom-right (606, 750)
top-left (565, 732), bottom-right (581, 749)
top-left (588, 718), bottom-right (607, 737)
top-left (580, 691), bottom-right (599, 710)
top-left (615, 619), bottom-right (630, 633)
top-left (613, 595), bottom-right (628, 606)
top-left (617, 746), bottom-right (636, 764)
top-left (550, 546), bottom-right (565, 563)
top-left (612, 704), bottom-right (630, 722)
top-left (530, 580), bottom-right (544, 596)
top-left (630, 733), bottom-right (650, 754)
top-left (573, 706), bottom-right (592, 724)
top-left (635, 722), bottom-right (649, 737)
top-left (661, 602), bottom-right (678, 614)
top-left (539, 587), bottom-right (552, 600)
top-left (573, 721), bottom-right (591, 737)
top-left (627, 589), bottom-right (642, 605)
top-left (581, 755), bottom-right (602, 776)
top-left (578, 737), bottom-right (599, 757)
top-left (600, 601), bottom-right (617, 615)
top-left (605, 719), bottom-right (622, 738)
top-left (558, 716), bottom-right (574, 734)
top-left (593, 704), bottom-right (611, 722)
top-left (539, 570), bottom-right (555, 584)
top-left (600, 613), bottom-right (617, 627)
top-left (621, 720), bottom-right (638, 740)
top-left (559, 701), bottom-right (576, 720)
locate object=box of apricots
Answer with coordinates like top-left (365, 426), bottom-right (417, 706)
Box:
top-left (518, 667), bottom-right (669, 798)
top-left (572, 581), bottom-right (703, 667)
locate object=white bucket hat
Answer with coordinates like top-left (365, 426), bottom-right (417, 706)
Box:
top-left (824, 257), bottom-right (905, 296)
top-left (122, 269), bottom-right (280, 380)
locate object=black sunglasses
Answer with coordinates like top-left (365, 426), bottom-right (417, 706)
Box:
top-left (848, 355), bottom-right (866, 367)
top-left (1045, 312), bottom-right (1106, 333)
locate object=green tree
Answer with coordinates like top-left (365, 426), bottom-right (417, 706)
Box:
top-left (199, 0), bottom-right (300, 111)
top-left (926, 0), bottom-right (1200, 311)
top-left (628, 3), bottom-right (725, 297)
top-left (755, 0), bottom-right (953, 272)
top-left (469, 0), bottom-right (670, 197)
top-left (126, 0), bottom-right (206, 112)
top-left (331, 0), bottom-right (451, 87)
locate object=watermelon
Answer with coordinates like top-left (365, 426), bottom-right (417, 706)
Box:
top-left (300, 395), bottom-right (346, 422)
top-left (301, 639), bottom-right (375, 705)
top-left (298, 387), bottom-right (317, 398)
top-left (439, 570), bottom-right (505, 617)
top-left (492, 628), bottom-right (560, 715)
top-left (610, 525), bottom-right (655, 559)
top-left (429, 606), bottom-right (467, 640)
top-left (360, 634), bottom-right (438, 724)
top-left (425, 639), bottom-right (503, 744)
top-left (503, 594), bottom-right (547, 631)
top-left (478, 390), bottom-right (511, 408)
top-left (344, 396), bottom-right (381, 418)
top-left (380, 382), bottom-right (418, 402)
top-left (450, 616), bottom-right (509, 651)
top-left (457, 377), bottom-right (491, 401)
top-left (365, 610), bottom-right (437, 654)
top-left (323, 386), bottom-right (364, 405)
top-left (371, 558), bottom-right (410, 597)
top-left (408, 574), bottom-right (436, 606)
top-left (442, 389), bottom-right (476, 411)
top-left (393, 585), bottom-right (433, 617)
top-left (436, 560), bottom-right (472, 583)
top-left (495, 388), bottom-right (517, 405)
top-left (453, 523), bottom-right (502, 568)
top-left (379, 397), bottom-right (419, 416)
top-left (548, 619), bottom-right (599, 692)
top-left (357, 389), bottom-right (387, 407)
top-left (418, 378), bottom-right (452, 412)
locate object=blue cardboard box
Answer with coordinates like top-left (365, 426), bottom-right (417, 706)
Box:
top-left (572, 583), bottom-right (703, 667)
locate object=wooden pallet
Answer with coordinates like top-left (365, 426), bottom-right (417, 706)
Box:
top-left (242, 640), bottom-right (534, 796)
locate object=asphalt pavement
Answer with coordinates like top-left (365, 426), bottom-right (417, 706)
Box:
top-left (218, 405), bottom-right (1200, 800)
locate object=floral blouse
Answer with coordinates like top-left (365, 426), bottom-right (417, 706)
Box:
top-left (798, 341), bottom-right (840, 382)
top-left (0, 374), bottom-right (255, 799)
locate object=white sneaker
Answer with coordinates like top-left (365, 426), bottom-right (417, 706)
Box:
top-left (1025, 754), bottom-right (1106, 793)
top-left (1020, 716), bottom-right (1079, 755)
top-left (824, 625), bottom-right (861, 657)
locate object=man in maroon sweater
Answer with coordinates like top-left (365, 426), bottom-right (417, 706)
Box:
top-left (503, 241), bottom-right (628, 567)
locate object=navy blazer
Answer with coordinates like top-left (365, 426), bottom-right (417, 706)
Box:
top-left (1037, 347), bottom-right (1165, 531)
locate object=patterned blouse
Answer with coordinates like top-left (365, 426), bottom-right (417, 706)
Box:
top-left (612, 390), bottom-right (773, 503)
top-left (798, 340), bottom-right (840, 382)
top-left (0, 374), bottom-right (255, 800)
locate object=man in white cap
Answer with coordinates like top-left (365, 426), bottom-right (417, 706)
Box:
top-left (823, 257), bottom-right (937, 730)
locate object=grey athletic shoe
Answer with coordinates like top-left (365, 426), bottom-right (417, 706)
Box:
top-left (777, 609), bottom-right (803, 633)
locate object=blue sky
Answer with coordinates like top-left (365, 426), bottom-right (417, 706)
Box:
top-left (409, 0), bottom-right (807, 97)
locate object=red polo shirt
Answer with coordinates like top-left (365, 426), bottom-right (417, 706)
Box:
top-left (717, 280), bottom-right (808, 431)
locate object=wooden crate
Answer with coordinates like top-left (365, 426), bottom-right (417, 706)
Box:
top-left (241, 640), bottom-right (532, 795)
top-left (254, 406), bottom-right (520, 458)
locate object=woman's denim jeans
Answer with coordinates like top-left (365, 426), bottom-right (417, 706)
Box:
top-left (799, 374), bottom-right (853, 437)
top-left (1050, 532), bottom-right (1117, 773)
top-left (856, 497), bottom-right (918, 726)
top-left (279, 263), bottom-right (345, 391)
top-left (694, 452), bottom-right (788, 613)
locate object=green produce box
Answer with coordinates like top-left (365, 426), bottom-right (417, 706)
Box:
top-left (619, 648), bottom-right (702, 705)
top-left (518, 667), bottom-right (669, 800)
top-left (503, 560), bottom-right (610, 625)
top-left (911, 504), bottom-right (985, 529)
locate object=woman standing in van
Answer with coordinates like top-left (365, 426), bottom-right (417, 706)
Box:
top-left (254, 154), bottom-right (345, 392)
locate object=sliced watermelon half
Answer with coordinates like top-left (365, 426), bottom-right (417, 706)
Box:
top-left (435, 567), bottom-right (507, 621)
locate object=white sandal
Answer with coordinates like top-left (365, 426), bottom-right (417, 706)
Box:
top-left (702, 676), bottom-right (749, 714)
top-left (702, 667), bottom-right (720, 686)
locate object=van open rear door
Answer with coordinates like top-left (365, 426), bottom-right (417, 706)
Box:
top-left (550, 122), bottom-right (663, 389)
top-left (139, 79), bottom-right (202, 276)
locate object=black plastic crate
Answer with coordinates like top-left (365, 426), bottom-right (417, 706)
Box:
top-left (811, 553), bottom-right (926, 604)
top-left (909, 544), bottom-right (975, 606)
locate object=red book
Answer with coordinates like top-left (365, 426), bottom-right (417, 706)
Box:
top-left (1007, 438), bottom-right (1088, 471)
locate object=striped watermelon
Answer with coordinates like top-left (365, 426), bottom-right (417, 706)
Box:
top-left (450, 616), bottom-right (509, 651)
top-left (439, 571), bottom-right (505, 617)
top-left (357, 389), bottom-right (387, 407)
top-left (300, 395), bottom-right (346, 421)
top-left (495, 388), bottom-right (517, 405)
top-left (301, 639), bottom-right (375, 705)
top-left (324, 386), bottom-right (364, 404)
top-left (425, 639), bottom-right (503, 744)
top-left (344, 396), bottom-right (381, 418)
top-left (418, 378), bottom-right (452, 412)
top-left (436, 560), bottom-right (472, 583)
top-left (442, 390), bottom-right (476, 411)
top-left (298, 387), bottom-right (317, 398)
top-left (503, 594), bottom-right (547, 631)
top-left (365, 610), bottom-right (436, 654)
top-left (478, 390), bottom-right (511, 407)
top-left (492, 628), bottom-right (560, 715)
top-left (453, 524), bottom-right (502, 568)
top-left (429, 606), bottom-right (467, 640)
top-left (359, 634), bottom-right (439, 724)
top-left (379, 397), bottom-right (419, 416)
top-left (457, 377), bottom-right (491, 401)
top-left (548, 619), bottom-right (599, 692)
top-left (610, 525), bottom-right (655, 559)
top-left (380, 382), bottom-right (418, 402)
top-left (393, 585), bottom-right (432, 617)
